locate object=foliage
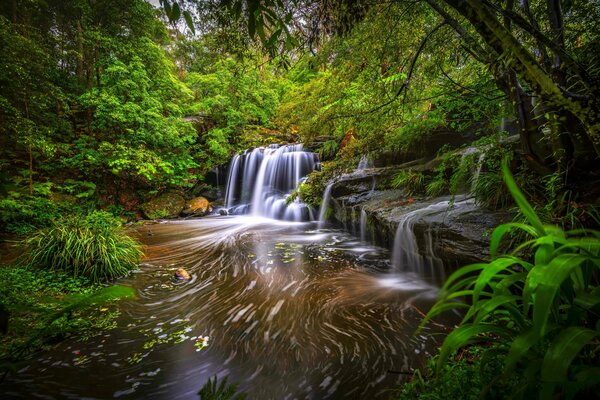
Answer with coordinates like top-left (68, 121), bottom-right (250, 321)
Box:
top-left (0, 196), bottom-right (63, 235)
top-left (23, 211), bottom-right (142, 283)
top-left (198, 376), bottom-right (247, 400)
top-left (396, 345), bottom-right (525, 400)
top-left (0, 265), bottom-right (134, 364)
top-left (421, 160), bottom-right (600, 399)
top-left (318, 140), bottom-right (339, 161)
top-left (392, 170), bottom-right (426, 196)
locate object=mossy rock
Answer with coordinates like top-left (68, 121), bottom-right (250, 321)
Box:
top-left (182, 196), bottom-right (211, 216)
top-left (141, 192), bottom-right (185, 219)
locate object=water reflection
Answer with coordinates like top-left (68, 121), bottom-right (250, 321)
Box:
top-left (3, 216), bottom-right (448, 399)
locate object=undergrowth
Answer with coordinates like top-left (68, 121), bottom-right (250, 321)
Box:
top-left (23, 211), bottom-right (142, 283)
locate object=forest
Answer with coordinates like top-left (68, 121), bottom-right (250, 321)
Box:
top-left (0, 0), bottom-right (598, 399)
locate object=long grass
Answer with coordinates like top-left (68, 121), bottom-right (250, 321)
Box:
top-left (23, 211), bottom-right (142, 283)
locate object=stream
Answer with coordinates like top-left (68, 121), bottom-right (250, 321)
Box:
top-left (3, 144), bottom-right (454, 399)
top-left (3, 216), bottom-right (448, 399)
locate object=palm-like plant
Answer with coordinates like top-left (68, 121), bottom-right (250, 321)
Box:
top-left (421, 160), bottom-right (599, 399)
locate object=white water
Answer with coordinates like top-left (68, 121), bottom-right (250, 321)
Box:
top-left (223, 144), bottom-right (319, 221)
top-left (471, 152), bottom-right (486, 192)
top-left (360, 209), bottom-right (368, 242)
top-left (357, 155), bottom-right (372, 170)
top-left (317, 183), bottom-right (334, 229)
top-left (391, 198), bottom-right (471, 275)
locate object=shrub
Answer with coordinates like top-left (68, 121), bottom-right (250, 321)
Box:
top-left (23, 211), bottom-right (142, 283)
top-left (0, 196), bottom-right (62, 234)
top-left (392, 169), bottom-right (425, 196)
top-left (420, 159), bottom-right (600, 399)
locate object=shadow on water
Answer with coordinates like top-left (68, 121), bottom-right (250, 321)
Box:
top-left (3, 216), bottom-right (450, 399)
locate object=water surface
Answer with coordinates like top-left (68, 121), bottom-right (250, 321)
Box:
top-left (3, 216), bottom-right (448, 399)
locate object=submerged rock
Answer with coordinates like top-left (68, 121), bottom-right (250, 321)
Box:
top-left (182, 196), bottom-right (211, 217)
top-left (141, 192), bottom-right (186, 219)
top-left (174, 268), bottom-right (191, 281)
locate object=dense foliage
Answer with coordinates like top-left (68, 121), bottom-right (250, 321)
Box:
top-left (421, 161), bottom-right (600, 399)
top-left (23, 211), bottom-right (142, 283)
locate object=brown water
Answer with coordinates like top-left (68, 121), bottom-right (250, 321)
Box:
top-left (2, 216), bottom-right (448, 399)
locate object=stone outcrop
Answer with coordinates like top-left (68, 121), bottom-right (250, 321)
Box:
top-left (326, 165), bottom-right (512, 269)
top-left (141, 192), bottom-right (186, 219)
top-left (182, 196), bottom-right (212, 217)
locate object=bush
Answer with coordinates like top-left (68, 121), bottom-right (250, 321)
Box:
top-left (420, 159), bottom-right (600, 399)
top-left (396, 346), bottom-right (525, 400)
top-left (392, 169), bottom-right (425, 196)
top-left (0, 196), bottom-right (62, 234)
top-left (23, 211), bottom-right (142, 283)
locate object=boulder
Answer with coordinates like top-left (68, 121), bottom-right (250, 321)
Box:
top-left (174, 268), bottom-right (191, 281)
top-left (182, 196), bottom-right (212, 216)
top-left (141, 192), bottom-right (186, 219)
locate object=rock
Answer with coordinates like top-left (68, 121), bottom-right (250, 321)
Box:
top-left (174, 268), bottom-right (191, 280)
top-left (219, 209), bottom-right (228, 216)
top-left (141, 192), bottom-right (186, 219)
top-left (182, 196), bottom-right (212, 217)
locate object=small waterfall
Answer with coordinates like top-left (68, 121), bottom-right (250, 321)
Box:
top-left (223, 144), bottom-right (319, 221)
top-left (360, 209), bottom-right (368, 242)
top-left (357, 155), bottom-right (372, 170)
top-left (470, 152), bottom-right (486, 192)
top-left (317, 183), bottom-right (334, 229)
top-left (224, 154), bottom-right (241, 208)
top-left (391, 199), bottom-right (460, 274)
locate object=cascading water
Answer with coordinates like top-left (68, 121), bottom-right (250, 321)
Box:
top-left (391, 198), bottom-right (467, 276)
top-left (360, 208), bottom-right (368, 242)
top-left (223, 144), bottom-right (319, 221)
top-left (317, 183), bottom-right (334, 229)
top-left (357, 155), bottom-right (372, 170)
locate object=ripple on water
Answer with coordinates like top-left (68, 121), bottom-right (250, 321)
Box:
top-left (4, 216), bottom-right (451, 399)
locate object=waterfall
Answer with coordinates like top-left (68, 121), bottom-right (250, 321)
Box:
top-left (224, 154), bottom-right (241, 208)
top-left (357, 155), bottom-right (372, 170)
top-left (223, 144), bottom-right (319, 221)
top-left (470, 152), bottom-right (486, 192)
top-left (360, 209), bottom-right (368, 242)
top-left (317, 183), bottom-right (333, 229)
top-left (391, 199), bottom-right (459, 274)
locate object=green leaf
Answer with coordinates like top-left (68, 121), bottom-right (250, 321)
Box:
top-left (183, 11), bottom-right (195, 34)
top-left (504, 327), bottom-right (544, 374)
top-left (437, 324), bottom-right (511, 375)
top-left (170, 2), bottom-right (181, 22)
top-left (502, 158), bottom-right (545, 236)
top-left (526, 254), bottom-right (588, 334)
top-left (541, 327), bottom-right (598, 383)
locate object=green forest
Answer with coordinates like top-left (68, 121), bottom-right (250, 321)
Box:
top-left (0, 0), bottom-right (598, 399)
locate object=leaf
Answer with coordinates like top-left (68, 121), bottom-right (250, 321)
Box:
top-left (183, 11), bottom-right (195, 34)
top-left (437, 324), bottom-right (511, 375)
top-left (417, 301), bottom-right (470, 332)
top-left (247, 15), bottom-right (256, 38)
top-left (170, 2), bottom-right (181, 22)
top-left (504, 327), bottom-right (544, 374)
top-left (502, 158), bottom-right (545, 236)
top-left (472, 257), bottom-right (524, 304)
top-left (541, 327), bottom-right (598, 383)
top-left (526, 254), bottom-right (588, 335)
top-left (470, 294), bottom-right (520, 324)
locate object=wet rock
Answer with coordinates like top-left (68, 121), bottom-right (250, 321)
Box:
top-left (182, 196), bottom-right (212, 217)
top-left (174, 268), bottom-right (191, 281)
top-left (219, 209), bottom-right (228, 216)
top-left (141, 192), bottom-right (186, 219)
top-left (330, 187), bottom-right (513, 270)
